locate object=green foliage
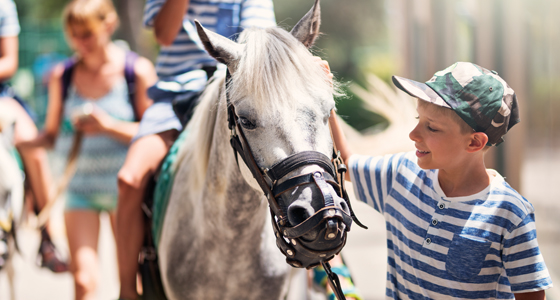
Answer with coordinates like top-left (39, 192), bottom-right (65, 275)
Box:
top-left (274, 0), bottom-right (392, 131)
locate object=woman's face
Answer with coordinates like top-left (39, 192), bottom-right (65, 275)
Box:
top-left (67, 22), bottom-right (110, 57)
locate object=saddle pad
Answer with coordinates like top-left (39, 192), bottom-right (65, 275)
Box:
top-left (152, 129), bottom-right (190, 248)
top-left (11, 148), bottom-right (23, 171)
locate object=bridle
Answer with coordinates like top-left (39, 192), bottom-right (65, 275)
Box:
top-left (224, 70), bottom-right (366, 299)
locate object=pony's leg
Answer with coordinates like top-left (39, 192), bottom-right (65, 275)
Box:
top-left (6, 238), bottom-right (16, 300)
top-left (65, 210), bottom-right (101, 300)
top-left (116, 130), bottom-right (177, 299)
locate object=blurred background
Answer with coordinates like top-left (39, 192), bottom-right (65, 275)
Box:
top-left (3, 0), bottom-right (560, 299)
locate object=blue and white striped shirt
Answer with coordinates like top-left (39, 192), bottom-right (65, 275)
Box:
top-left (0, 0), bottom-right (20, 37)
top-left (349, 151), bottom-right (552, 299)
top-left (143, 0), bottom-right (275, 81)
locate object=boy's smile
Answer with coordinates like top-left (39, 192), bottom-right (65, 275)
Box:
top-left (408, 103), bottom-right (472, 171)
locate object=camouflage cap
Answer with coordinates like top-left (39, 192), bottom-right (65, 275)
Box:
top-left (392, 62), bottom-right (520, 146)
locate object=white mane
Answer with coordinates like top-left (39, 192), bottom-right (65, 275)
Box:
top-left (229, 27), bottom-right (334, 118)
top-left (173, 74), bottom-right (224, 192)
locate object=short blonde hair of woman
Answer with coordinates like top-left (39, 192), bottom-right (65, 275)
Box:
top-left (63, 0), bottom-right (119, 34)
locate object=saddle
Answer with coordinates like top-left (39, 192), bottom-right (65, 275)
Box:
top-left (139, 175), bottom-right (167, 300)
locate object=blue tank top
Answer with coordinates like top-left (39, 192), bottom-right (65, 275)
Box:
top-left (54, 78), bottom-right (134, 196)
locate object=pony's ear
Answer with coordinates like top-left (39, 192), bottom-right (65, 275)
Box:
top-left (290, 0), bottom-right (321, 48)
top-left (195, 20), bottom-right (243, 71)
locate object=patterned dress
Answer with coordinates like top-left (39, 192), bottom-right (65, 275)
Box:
top-left (54, 78), bottom-right (134, 211)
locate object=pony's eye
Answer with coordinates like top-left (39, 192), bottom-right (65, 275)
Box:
top-left (239, 117), bottom-right (256, 129)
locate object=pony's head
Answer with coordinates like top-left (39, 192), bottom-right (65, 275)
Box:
top-left (195, 0), bottom-right (359, 269)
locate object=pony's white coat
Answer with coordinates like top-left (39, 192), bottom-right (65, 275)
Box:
top-left (0, 103), bottom-right (24, 300)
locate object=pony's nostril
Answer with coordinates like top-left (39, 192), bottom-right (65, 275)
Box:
top-left (339, 200), bottom-right (349, 214)
top-left (288, 206), bottom-right (311, 225)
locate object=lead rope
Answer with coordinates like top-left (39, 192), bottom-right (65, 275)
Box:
top-left (322, 261), bottom-right (346, 300)
top-left (36, 131), bottom-right (83, 227)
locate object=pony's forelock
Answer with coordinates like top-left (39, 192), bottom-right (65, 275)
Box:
top-left (229, 27), bottom-right (337, 118)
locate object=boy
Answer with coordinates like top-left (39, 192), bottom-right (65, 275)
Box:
top-left (329, 62), bottom-right (552, 299)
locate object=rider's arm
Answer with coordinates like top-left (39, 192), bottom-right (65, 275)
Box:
top-left (329, 110), bottom-right (353, 182)
top-left (0, 35), bottom-right (18, 81)
top-left (153, 0), bottom-right (190, 46)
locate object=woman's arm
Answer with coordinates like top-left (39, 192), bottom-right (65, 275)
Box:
top-left (153, 0), bottom-right (190, 46)
top-left (18, 63), bottom-right (65, 149)
top-left (0, 36), bottom-right (18, 81)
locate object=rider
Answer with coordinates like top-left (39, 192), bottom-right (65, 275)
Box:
top-left (115, 1), bottom-right (276, 298)
top-left (0, 0), bottom-right (68, 273)
top-left (18, 0), bottom-right (156, 298)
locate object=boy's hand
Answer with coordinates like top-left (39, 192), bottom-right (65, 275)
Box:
top-left (313, 56), bottom-right (334, 84)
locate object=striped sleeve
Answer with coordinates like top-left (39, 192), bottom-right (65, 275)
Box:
top-left (502, 213), bottom-right (553, 293)
top-left (240, 0), bottom-right (276, 29)
top-left (349, 153), bottom-right (404, 214)
top-left (143, 0), bottom-right (167, 28)
top-left (0, 0), bottom-right (20, 37)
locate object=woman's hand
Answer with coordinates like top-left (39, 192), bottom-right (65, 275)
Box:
top-left (73, 104), bottom-right (113, 135)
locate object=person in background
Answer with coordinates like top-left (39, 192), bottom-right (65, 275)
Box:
top-left (18, 0), bottom-right (156, 298)
top-left (0, 0), bottom-right (68, 273)
top-left (330, 61), bottom-right (552, 299)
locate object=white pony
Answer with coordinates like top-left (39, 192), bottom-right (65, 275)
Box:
top-left (156, 1), bottom-right (353, 299)
top-left (0, 102), bottom-right (24, 300)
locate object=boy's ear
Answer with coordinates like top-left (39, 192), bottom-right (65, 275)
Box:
top-left (467, 132), bottom-right (489, 153)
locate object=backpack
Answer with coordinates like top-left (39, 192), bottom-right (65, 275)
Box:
top-left (60, 51), bottom-right (140, 121)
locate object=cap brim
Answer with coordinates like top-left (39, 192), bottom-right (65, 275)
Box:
top-left (392, 76), bottom-right (451, 108)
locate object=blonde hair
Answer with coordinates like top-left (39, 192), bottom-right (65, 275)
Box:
top-left (63, 0), bottom-right (119, 34)
top-left (417, 99), bottom-right (473, 135)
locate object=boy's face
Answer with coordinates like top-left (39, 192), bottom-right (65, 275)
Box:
top-left (409, 103), bottom-right (473, 170)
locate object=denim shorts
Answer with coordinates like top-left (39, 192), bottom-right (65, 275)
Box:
top-left (132, 85), bottom-right (200, 143)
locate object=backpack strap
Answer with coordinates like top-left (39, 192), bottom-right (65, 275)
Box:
top-left (61, 58), bottom-right (77, 103)
top-left (124, 51), bottom-right (140, 121)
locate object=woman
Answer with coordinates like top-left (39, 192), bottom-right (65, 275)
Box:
top-left (19, 0), bottom-right (156, 298)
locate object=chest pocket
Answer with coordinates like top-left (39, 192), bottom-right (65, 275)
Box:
top-left (215, 3), bottom-right (241, 40)
top-left (446, 234), bottom-right (492, 280)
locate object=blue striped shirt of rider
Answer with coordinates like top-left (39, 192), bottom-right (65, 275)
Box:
top-left (349, 151), bottom-right (552, 299)
top-left (143, 0), bottom-right (276, 78)
top-left (0, 0), bottom-right (20, 37)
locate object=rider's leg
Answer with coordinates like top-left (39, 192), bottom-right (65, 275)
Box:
top-left (65, 209), bottom-right (101, 300)
top-left (7, 97), bottom-right (53, 214)
top-left (6, 97), bottom-right (68, 272)
top-left (116, 130), bottom-right (178, 299)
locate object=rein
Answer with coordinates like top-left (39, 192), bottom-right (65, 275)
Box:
top-left (224, 70), bottom-right (366, 300)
